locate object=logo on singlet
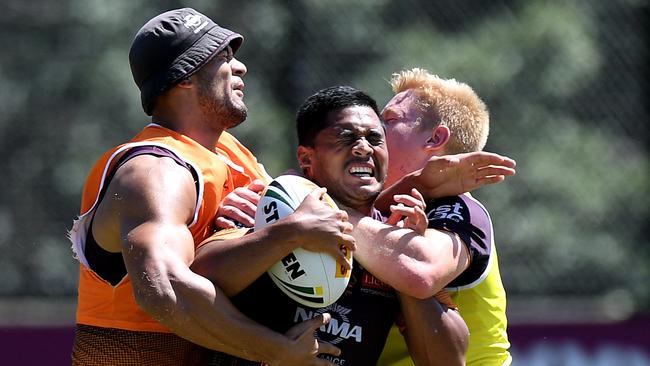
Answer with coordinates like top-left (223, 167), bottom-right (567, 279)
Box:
top-left (429, 202), bottom-right (465, 222)
top-left (361, 272), bottom-right (392, 292)
top-left (294, 304), bottom-right (362, 344)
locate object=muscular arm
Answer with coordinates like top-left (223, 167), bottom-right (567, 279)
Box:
top-left (97, 155), bottom-right (337, 365)
top-left (399, 294), bottom-right (468, 366)
top-left (347, 212), bottom-right (469, 299)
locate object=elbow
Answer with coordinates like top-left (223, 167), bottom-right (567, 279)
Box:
top-left (132, 277), bottom-right (180, 325)
top-left (403, 278), bottom-right (434, 300)
top-left (395, 237), bottom-right (454, 299)
top-left (399, 260), bottom-right (447, 299)
top-left (398, 267), bottom-right (443, 300)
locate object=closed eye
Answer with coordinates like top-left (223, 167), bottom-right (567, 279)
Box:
top-left (367, 131), bottom-right (385, 146)
top-left (381, 109), bottom-right (400, 124)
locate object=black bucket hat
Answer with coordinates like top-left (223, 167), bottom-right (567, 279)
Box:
top-left (129, 8), bottom-right (243, 115)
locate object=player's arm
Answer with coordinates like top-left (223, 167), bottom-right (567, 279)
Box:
top-left (103, 156), bottom-right (339, 365)
top-left (192, 187), bottom-right (355, 296)
top-left (348, 215), bottom-right (469, 299)
top-left (376, 151), bottom-right (516, 211)
top-left (399, 294), bottom-right (468, 366)
top-left (345, 191), bottom-right (469, 299)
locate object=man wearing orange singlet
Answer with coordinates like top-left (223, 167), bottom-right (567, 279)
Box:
top-left (69, 7), bottom-right (355, 366)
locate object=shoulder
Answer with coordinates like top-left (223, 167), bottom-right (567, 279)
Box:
top-left (426, 194), bottom-right (495, 288)
top-left (91, 151), bottom-right (199, 250)
top-left (110, 154), bottom-right (197, 219)
top-left (114, 153), bottom-right (194, 186)
top-left (425, 193), bottom-right (493, 235)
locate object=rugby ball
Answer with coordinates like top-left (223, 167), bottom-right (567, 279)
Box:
top-left (254, 174), bottom-right (352, 308)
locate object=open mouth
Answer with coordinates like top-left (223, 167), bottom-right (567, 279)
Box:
top-left (348, 165), bottom-right (374, 178)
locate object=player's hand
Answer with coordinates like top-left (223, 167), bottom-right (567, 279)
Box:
top-left (416, 152), bottom-right (516, 199)
top-left (292, 188), bottom-right (356, 271)
top-left (214, 179), bottom-right (266, 229)
top-left (386, 188), bottom-right (428, 235)
top-left (272, 313), bottom-right (340, 366)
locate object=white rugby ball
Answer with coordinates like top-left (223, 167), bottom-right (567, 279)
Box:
top-left (254, 174), bottom-right (352, 308)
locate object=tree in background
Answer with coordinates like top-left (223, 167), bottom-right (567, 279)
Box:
top-left (0, 0), bottom-right (647, 319)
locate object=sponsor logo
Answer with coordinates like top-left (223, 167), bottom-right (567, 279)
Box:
top-left (295, 304), bottom-right (362, 344)
top-left (429, 202), bottom-right (465, 222)
top-left (361, 272), bottom-right (392, 291)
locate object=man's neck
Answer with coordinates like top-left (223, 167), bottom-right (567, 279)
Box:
top-left (356, 204), bottom-right (374, 216)
top-left (335, 199), bottom-right (373, 216)
top-left (152, 115), bottom-right (224, 152)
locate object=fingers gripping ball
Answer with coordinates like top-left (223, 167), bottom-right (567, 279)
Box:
top-left (254, 175), bottom-right (352, 308)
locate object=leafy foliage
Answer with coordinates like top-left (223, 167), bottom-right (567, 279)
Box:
top-left (0, 0), bottom-right (647, 317)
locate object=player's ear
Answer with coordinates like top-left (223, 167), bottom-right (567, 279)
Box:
top-left (297, 145), bottom-right (314, 174)
top-left (425, 125), bottom-right (450, 151)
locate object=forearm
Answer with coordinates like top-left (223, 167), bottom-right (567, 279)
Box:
top-left (134, 259), bottom-right (291, 363)
top-left (399, 294), bottom-right (468, 366)
top-left (351, 215), bottom-right (431, 297)
top-left (350, 215), bottom-right (467, 298)
top-left (192, 217), bottom-right (301, 296)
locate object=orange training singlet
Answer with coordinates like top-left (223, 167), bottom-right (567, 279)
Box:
top-left (69, 124), bottom-right (269, 332)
